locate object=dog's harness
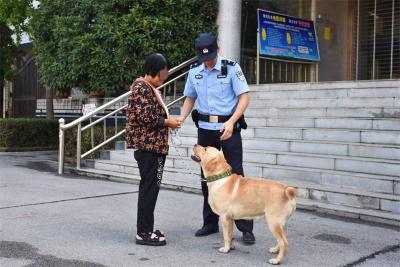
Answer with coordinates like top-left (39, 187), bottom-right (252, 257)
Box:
top-left (205, 168), bottom-right (232, 183)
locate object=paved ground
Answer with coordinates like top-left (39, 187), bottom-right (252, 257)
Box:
top-left (0, 151), bottom-right (399, 267)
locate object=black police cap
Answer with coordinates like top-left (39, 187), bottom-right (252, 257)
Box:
top-left (195, 32), bottom-right (218, 62)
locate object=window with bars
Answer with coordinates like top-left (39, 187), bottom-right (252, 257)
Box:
top-left (357, 0), bottom-right (400, 80)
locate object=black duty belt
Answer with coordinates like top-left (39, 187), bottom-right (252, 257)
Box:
top-left (198, 113), bottom-right (232, 123)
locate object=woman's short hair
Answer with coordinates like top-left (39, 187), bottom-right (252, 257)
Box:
top-left (143, 53), bottom-right (168, 77)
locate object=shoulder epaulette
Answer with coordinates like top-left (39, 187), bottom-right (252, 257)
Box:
top-left (225, 60), bottom-right (236, 66)
top-left (190, 62), bottom-right (201, 69)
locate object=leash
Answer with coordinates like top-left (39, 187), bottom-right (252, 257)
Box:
top-left (170, 129), bottom-right (205, 182)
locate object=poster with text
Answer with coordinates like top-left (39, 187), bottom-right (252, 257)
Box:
top-left (258, 9), bottom-right (320, 61)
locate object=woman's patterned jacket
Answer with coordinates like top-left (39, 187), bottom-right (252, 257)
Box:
top-left (125, 80), bottom-right (169, 155)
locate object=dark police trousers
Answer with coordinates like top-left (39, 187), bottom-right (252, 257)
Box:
top-left (198, 128), bottom-right (253, 233)
top-left (134, 150), bottom-right (166, 233)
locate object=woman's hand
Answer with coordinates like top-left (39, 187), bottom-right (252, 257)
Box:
top-left (176, 116), bottom-right (185, 123)
top-left (165, 118), bottom-right (181, 129)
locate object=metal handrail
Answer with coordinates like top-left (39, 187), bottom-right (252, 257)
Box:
top-left (60, 56), bottom-right (197, 131)
top-left (81, 105), bottom-right (127, 131)
top-left (81, 129), bottom-right (126, 158)
top-left (166, 95), bottom-right (186, 108)
top-left (58, 56), bottom-right (197, 174)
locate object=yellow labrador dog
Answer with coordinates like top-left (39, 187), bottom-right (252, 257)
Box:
top-left (192, 145), bottom-right (296, 265)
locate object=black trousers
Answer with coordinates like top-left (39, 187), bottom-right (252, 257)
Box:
top-left (198, 128), bottom-right (253, 233)
top-left (134, 150), bottom-right (166, 234)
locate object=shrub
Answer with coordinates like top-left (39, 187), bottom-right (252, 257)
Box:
top-left (0, 118), bottom-right (58, 150)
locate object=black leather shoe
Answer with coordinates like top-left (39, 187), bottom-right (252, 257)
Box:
top-left (242, 232), bottom-right (255, 244)
top-left (195, 225), bottom-right (219, 237)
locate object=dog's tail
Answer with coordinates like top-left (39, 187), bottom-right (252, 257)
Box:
top-left (285, 187), bottom-right (297, 217)
top-left (285, 187), bottom-right (297, 200)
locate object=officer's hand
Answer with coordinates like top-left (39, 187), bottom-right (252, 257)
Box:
top-left (165, 118), bottom-right (181, 129)
top-left (220, 120), bottom-right (234, 141)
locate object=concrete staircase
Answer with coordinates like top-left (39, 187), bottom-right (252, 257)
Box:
top-left (80, 80), bottom-right (400, 226)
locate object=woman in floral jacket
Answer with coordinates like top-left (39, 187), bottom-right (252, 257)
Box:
top-left (126, 53), bottom-right (181, 246)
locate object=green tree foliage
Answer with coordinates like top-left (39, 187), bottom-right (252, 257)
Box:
top-left (0, 0), bottom-right (32, 43)
top-left (0, 0), bottom-right (33, 83)
top-left (30, 0), bottom-right (218, 96)
top-left (0, 22), bottom-right (15, 82)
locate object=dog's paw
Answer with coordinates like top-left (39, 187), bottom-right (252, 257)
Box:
top-left (269, 246), bottom-right (279, 254)
top-left (268, 258), bottom-right (281, 265)
top-left (218, 247), bottom-right (230, 253)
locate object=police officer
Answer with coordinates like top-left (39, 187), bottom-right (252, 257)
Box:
top-left (177, 32), bottom-right (255, 244)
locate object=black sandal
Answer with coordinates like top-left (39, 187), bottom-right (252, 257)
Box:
top-left (153, 230), bottom-right (165, 238)
top-left (136, 232), bottom-right (166, 246)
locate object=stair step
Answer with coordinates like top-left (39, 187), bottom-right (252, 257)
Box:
top-left (108, 147), bottom-right (400, 177)
top-left (81, 162), bottom-right (201, 190)
top-left (106, 145), bottom-right (400, 194)
top-left (180, 116), bottom-right (400, 130)
top-left (91, 157), bottom-right (400, 201)
top-left (177, 120), bottom-right (400, 144)
top-left (85, 159), bottom-right (399, 202)
top-left (244, 139), bottom-right (400, 160)
top-left (267, 118), bottom-right (400, 130)
top-left (178, 137), bottom-right (400, 160)
top-left (179, 126), bottom-right (400, 145)
top-left (174, 132), bottom-right (400, 161)
top-left (245, 107), bottom-right (400, 119)
top-left (297, 199), bottom-right (400, 226)
top-left (251, 87), bottom-right (400, 99)
top-left (250, 127), bottom-right (400, 144)
top-left (88, 158), bottom-right (399, 194)
top-left (80, 161), bottom-right (400, 223)
top-left (277, 177), bottom-right (400, 203)
top-left (100, 156), bottom-right (400, 195)
top-left (250, 80), bottom-right (399, 91)
top-left (249, 97), bottom-right (400, 109)
top-left (118, 138), bottom-right (400, 163)
top-left (250, 162), bottom-right (399, 194)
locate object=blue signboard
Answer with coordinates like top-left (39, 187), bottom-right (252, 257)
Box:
top-left (257, 9), bottom-right (320, 61)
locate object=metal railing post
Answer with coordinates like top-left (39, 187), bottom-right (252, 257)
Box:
top-left (174, 80), bottom-right (177, 100)
top-left (56, 57), bottom-right (197, 172)
top-left (103, 119), bottom-right (106, 142)
top-left (77, 122), bottom-right (82, 169)
top-left (90, 118), bottom-right (94, 148)
top-left (114, 112), bottom-right (118, 135)
top-left (58, 118), bottom-right (65, 175)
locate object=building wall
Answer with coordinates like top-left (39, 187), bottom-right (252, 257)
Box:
top-left (237, 0), bottom-right (370, 83)
top-left (314, 0), bottom-right (354, 81)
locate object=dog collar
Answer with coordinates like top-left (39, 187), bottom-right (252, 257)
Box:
top-left (205, 168), bottom-right (232, 183)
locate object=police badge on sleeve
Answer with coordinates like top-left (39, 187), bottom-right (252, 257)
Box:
top-left (235, 70), bottom-right (245, 81)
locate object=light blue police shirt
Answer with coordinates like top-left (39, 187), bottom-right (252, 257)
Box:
top-left (183, 56), bottom-right (250, 130)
